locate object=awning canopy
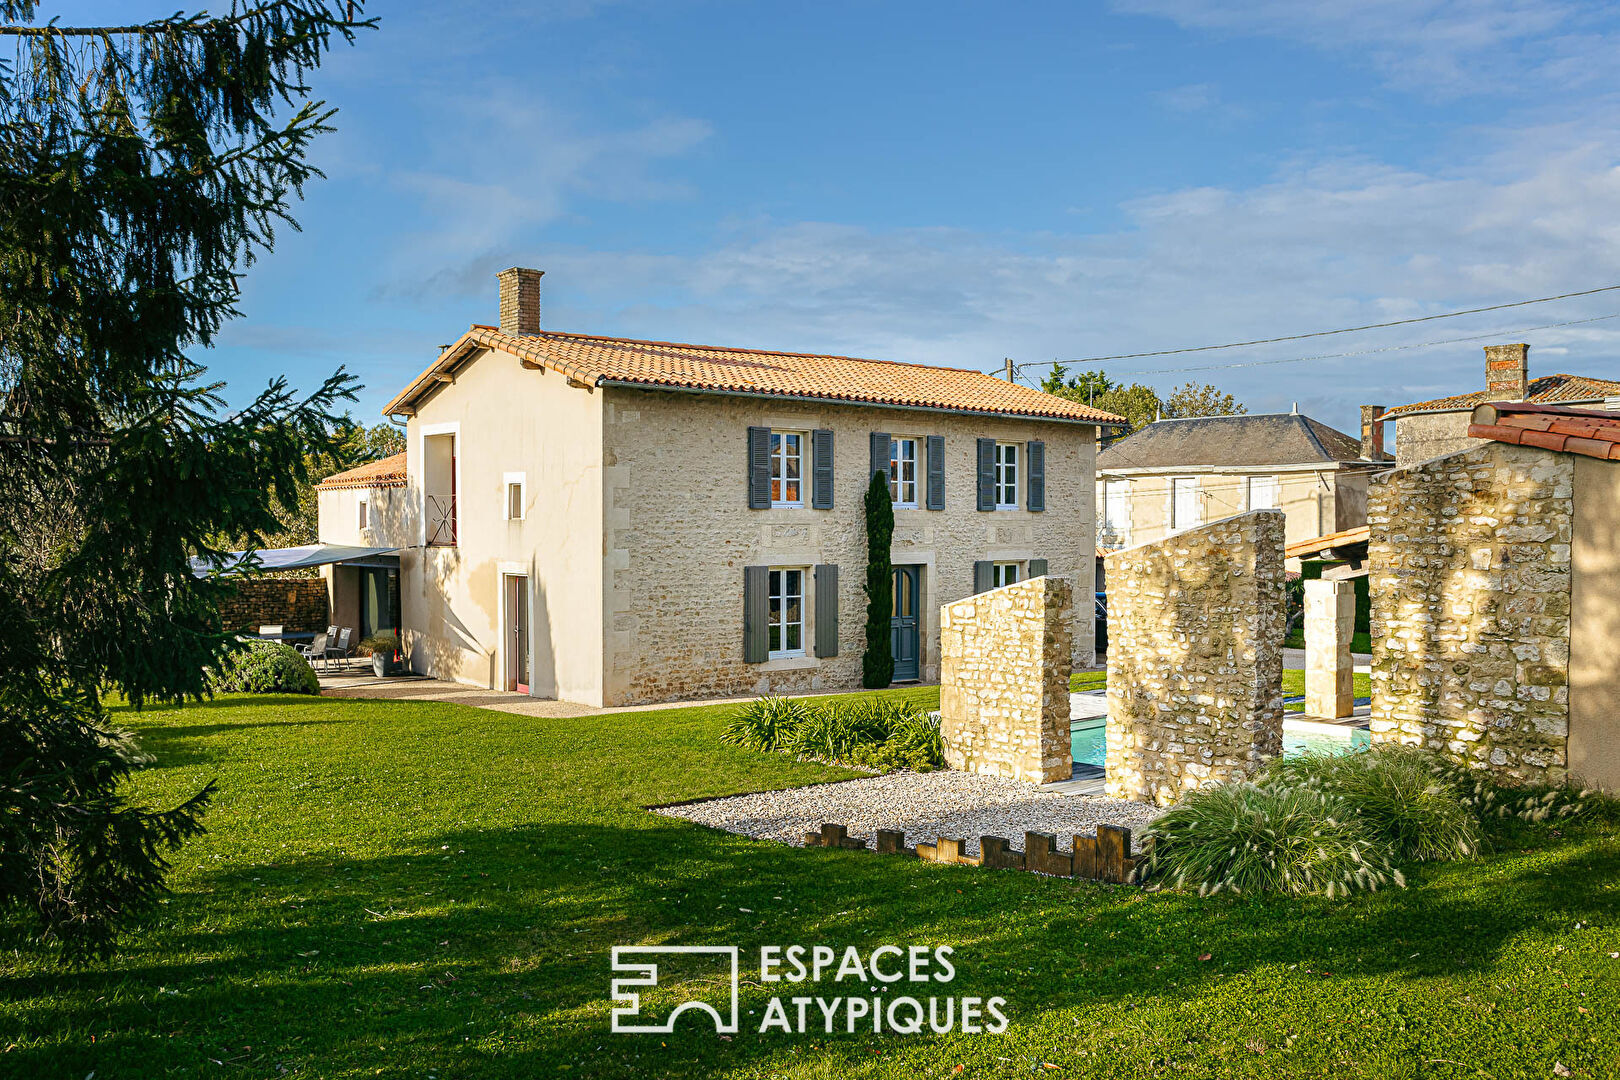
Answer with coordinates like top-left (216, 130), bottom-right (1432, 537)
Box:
top-left (191, 544), bottom-right (400, 577)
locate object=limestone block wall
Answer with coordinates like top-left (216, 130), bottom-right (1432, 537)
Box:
top-left (1368, 442), bottom-right (1573, 783)
top-left (1104, 511), bottom-right (1286, 806)
top-left (939, 575), bottom-right (1073, 785)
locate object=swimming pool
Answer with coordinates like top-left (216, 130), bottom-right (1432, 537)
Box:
top-left (1070, 716), bottom-right (1371, 768)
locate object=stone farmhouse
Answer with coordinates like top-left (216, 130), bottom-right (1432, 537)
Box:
top-left (1380, 343), bottom-right (1620, 466)
top-left (1095, 410), bottom-right (1385, 572)
top-left (316, 268), bottom-right (1123, 708)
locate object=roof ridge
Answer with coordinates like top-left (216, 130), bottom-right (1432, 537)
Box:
top-left (509, 326), bottom-right (994, 378)
top-left (1294, 412), bottom-right (1336, 462)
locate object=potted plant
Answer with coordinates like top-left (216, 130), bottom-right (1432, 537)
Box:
top-left (360, 632), bottom-right (403, 677)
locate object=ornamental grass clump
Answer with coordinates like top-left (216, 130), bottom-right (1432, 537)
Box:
top-left (1265, 744), bottom-right (1482, 862)
top-left (721, 695), bottom-right (943, 771)
top-left (1139, 781), bottom-right (1402, 898)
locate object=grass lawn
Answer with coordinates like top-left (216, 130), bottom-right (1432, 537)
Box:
top-left (3, 691), bottom-right (1618, 1079)
top-left (1072, 669), bottom-right (1374, 710)
top-left (1285, 628), bottom-right (1374, 653)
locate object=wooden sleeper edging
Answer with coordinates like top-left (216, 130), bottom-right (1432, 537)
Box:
top-left (804, 822), bottom-right (1140, 884)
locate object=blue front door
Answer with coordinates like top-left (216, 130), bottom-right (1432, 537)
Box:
top-left (890, 565), bottom-right (920, 682)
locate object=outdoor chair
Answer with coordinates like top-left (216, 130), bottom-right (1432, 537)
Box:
top-left (325, 627), bottom-right (354, 670)
top-left (298, 632), bottom-right (330, 672)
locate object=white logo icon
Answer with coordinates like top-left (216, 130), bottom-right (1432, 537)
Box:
top-left (610, 946), bottom-right (740, 1034)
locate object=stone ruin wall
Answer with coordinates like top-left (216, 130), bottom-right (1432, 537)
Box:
top-left (1104, 511), bottom-right (1286, 806)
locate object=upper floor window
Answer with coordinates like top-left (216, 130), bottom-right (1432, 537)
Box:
top-left (771, 431), bottom-right (804, 507)
top-left (1103, 480), bottom-right (1129, 532)
top-left (356, 496), bottom-right (369, 531)
top-left (1170, 476), bottom-right (1201, 532)
top-left (994, 442), bottom-right (1019, 509)
top-left (889, 437), bottom-right (919, 507)
top-left (992, 561), bottom-right (1021, 588)
top-left (1247, 475), bottom-right (1279, 511)
top-left (423, 429), bottom-right (458, 547)
top-left (768, 567), bottom-right (805, 658)
top-left (504, 472), bottom-right (526, 521)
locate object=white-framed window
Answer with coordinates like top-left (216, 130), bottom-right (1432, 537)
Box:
top-left (503, 471), bottom-right (526, 521)
top-left (1170, 477), bottom-right (1201, 532)
top-left (889, 436), bottom-right (919, 507)
top-left (356, 496), bottom-right (369, 532)
top-left (1247, 474), bottom-right (1279, 511)
top-left (992, 561), bottom-right (1021, 588)
top-left (995, 442), bottom-right (1019, 509)
top-left (1104, 480), bottom-right (1130, 533)
top-left (768, 567), bottom-right (806, 658)
top-left (770, 431), bottom-right (804, 507)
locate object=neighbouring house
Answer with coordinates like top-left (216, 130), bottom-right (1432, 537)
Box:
top-left (319, 268), bottom-right (1124, 708)
top-left (1369, 401), bottom-right (1620, 792)
top-left (1094, 409), bottom-right (1385, 573)
top-left (1381, 343), bottom-right (1620, 466)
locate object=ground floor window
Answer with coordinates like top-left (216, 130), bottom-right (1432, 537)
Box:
top-left (992, 561), bottom-right (1021, 588)
top-left (768, 567), bottom-right (805, 658)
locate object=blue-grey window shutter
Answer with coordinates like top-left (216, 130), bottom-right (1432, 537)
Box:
top-left (1028, 558), bottom-right (1049, 578)
top-left (747, 426), bottom-right (771, 509)
top-left (976, 438), bottom-right (996, 511)
top-left (1027, 440), bottom-right (1046, 512)
top-left (869, 431), bottom-right (891, 481)
top-left (926, 434), bottom-right (945, 510)
top-left (743, 566), bottom-right (769, 662)
top-left (973, 560), bottom-right (994, 594)
top-left (811, 429), bottom-right (834, 509)
top-left (814, 564), bottom-right (838, 657)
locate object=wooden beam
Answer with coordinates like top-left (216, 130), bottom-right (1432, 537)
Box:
top-left (519, 359), bottom-right (544, 370)
top-left (431, 373), bottom-right (453, 383)
top-left (1322, 561), bottom-right (1369, 581)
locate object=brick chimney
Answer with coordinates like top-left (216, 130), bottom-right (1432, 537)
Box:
top-left (497, 267), bottom-right (543, 335)
top-left (1484, 343), bottom-right (1528, 402)
top-left (1360, 405), bottom-right (1389, 461)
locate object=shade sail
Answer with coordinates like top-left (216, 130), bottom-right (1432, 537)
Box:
top-left (191, 544), bottom-right (400, 577)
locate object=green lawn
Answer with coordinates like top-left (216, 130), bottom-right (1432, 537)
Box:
top-left (3, 691), bottom-right (1617, 1079)
top-left (1285, 628), bottom-right (1374, 653)
top-left (1072, 669), bottom-right (1374, 710)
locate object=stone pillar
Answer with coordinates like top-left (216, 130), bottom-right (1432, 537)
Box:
top-left (940, 576), bottom-right (1073, 784)
top-left (1304, 577), bottom-right (1355, 718)
top-left (1104, 510), bottom-right (1286, 806)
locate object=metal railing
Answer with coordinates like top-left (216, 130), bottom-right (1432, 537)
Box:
top-left (426, 494), bottom-right (457, 546)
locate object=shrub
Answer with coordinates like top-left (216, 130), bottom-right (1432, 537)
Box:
top-left (359, 632), bottom-right (399, 657)
top-left (1140, 781), bottom-right (1402, 897)
top-left (721, 694), bottom-right (944, 771)
top-left (1265, 745), bottom-right (1482, 862)
top-left (206, 639), bottom-right (320, 695)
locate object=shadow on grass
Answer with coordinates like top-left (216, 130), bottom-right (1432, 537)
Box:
top-left (5, 810), bottom-right (1617, 1079)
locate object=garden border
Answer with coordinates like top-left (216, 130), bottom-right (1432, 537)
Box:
top-left (802, 822), bottom-right (1140, 884)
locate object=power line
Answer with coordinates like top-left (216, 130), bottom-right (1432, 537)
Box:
top-left (991, 282), bottom-right (1620, 373)
top-left (1107, 311), bottom-right (1620, 376)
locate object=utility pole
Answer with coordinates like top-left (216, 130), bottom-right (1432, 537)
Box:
top-left (1003, 358), bottom-right (1015, 382)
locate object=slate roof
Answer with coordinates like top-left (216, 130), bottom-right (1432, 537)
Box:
top-left (1383, 374), bottom-right (1620, 419)
top-left (382, 325), bottom-right (1126, 425)
top-left (1467, 402), bottom-right (1620, 461)
top-left (1097, 413), bottom-right (1367, 470)
top-left (315, 452), bottom-right (407, 491)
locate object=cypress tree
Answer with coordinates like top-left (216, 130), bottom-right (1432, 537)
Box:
top-left (0, 1), bottom-right (373, 960)
top-left (861, 469), bottom-right (895, 688)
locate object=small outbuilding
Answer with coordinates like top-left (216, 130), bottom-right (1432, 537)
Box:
top-left (1368, 401), bottom-right (1620, 791)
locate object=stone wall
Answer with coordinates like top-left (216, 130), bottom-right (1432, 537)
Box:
top-left (1104, 511), bottom-right (1286, 806)
top-left (219, 577), bottom-right (330, 634)
top-left (939, 575), bottom-right (1073, 785)
top-left (1368, 442), bottom-right (1573, 783)
top-left (1392, 410), bottom-right (1478, 467)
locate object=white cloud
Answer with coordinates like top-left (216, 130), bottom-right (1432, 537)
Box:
top-left (1113, 0), bottom-right (1618, 96)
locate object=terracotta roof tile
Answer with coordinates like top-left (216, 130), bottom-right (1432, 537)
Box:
top-left (316, 451), bottom-right (407, 491)
top-left (1466, 403), bottom-right (1620, 461)
top-left (1383, 374), bottom-right (1620, 419)
top-left (383, 326), bottom-right (1126, 425)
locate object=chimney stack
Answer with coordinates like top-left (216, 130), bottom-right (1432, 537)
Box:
top-left (1360, 405), bottom-right (1389, 461)
top-left (497, 267), bottom-right (544, 335)
top-left (1484, 343), bottom-right (1528, 402)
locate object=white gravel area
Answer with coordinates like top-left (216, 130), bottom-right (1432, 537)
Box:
top-left (657, 771), bottom-right (1161, 857)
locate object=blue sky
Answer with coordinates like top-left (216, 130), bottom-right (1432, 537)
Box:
top-left (67, 1), bottom-right (1620, 433)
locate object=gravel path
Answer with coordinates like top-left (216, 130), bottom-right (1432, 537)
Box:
top-left (657, 772), bottom-right (1161, 857)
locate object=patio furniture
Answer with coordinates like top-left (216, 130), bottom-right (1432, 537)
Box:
top-left (325, 627), bottom-right (354, 670)
top-left (298, 632), bottom-right (330, 671)
top-left (258, 624), bottom-right (284, 639)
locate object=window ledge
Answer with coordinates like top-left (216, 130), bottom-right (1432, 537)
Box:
top-left (759, 655), bottom-right (818, 672)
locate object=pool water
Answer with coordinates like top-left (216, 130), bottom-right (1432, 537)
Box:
top-left (1070, 717), bottom-right (1371, 769)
